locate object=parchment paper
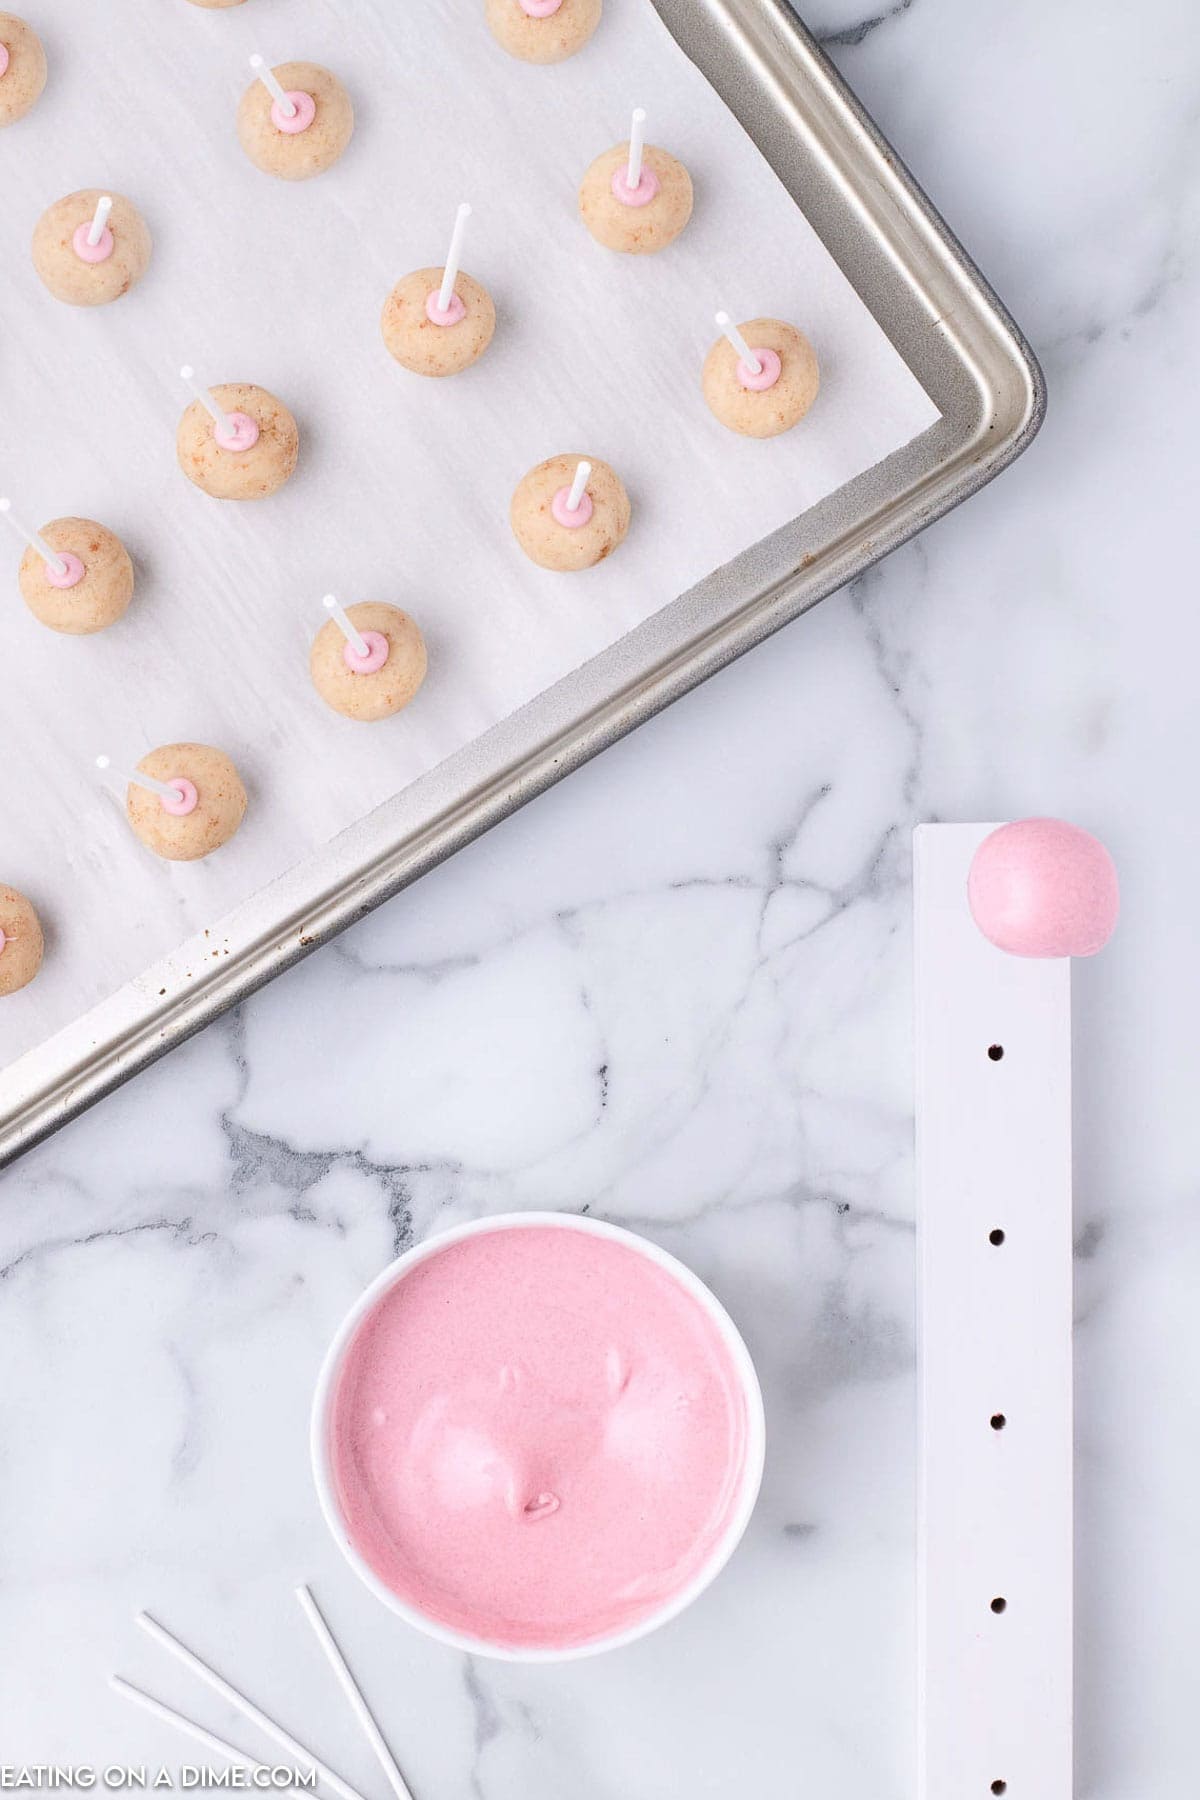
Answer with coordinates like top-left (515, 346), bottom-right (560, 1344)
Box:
top-left (0, 0), bottom-right (938, 1065)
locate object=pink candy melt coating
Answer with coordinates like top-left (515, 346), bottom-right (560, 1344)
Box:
top-left (272, 90), bottom-right (317, 134)
top-left (0, 44), bottom-right (10, 77)
top-left (328, 1226), bottom-right (750, 1651)
top-left (0, 928), bottom-right (7, 955)
top-left (72, 222), bottom-right (114, 264)
top-left (160, 778), bottom-right (199, 819)
top-left (519, 0), bottom-right (563, 16)
top-left (213, 412), bottom-right (260, 454)
top-left (425, 288), bottom-right (466, 327)
top-left (611, 165), bottom-right (661, 208)
top-left (551, 486), bottom-right (594, 529)
top-left (967, 817), bottom-right (1119, 958)
top-left (343, 629), bottom-right (390, 675)
top-left (45, 552), bottom-right (86, 591)
top-left (738, 347), bottom-right (782, 393)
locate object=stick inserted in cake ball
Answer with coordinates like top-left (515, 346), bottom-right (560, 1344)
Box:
top-left (179, 365), bottom-right (260, 454)
top-left (437, 202), bottom-right (472, 319)
top-left (714, 311), bottom-right (762, 379)
top-left (179, 365), bottom-right (234, 439)
top-left (249, 52), bottom-right (297, 119)
top-left (78, 192), bottom-right (114, 261)
top-left (626, 107), bottom-right (647, 191)
top-left (566, 459), bottom-right (592, 514)
top-left (96, 755), bottom-right (195, 813)
top-left (322, 593), bottom-right (372, 660)
top-left (0, 497), bottom-right (70, 580)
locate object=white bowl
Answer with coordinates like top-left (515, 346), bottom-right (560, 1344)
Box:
top-left (311, 1211), bottom-right (766, 1662)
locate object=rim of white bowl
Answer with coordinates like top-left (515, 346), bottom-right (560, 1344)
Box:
top-left (310, 1210), bottom-right (767, 1663)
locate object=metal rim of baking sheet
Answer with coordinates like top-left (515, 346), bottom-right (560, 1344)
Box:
top-left (0, 0), bottom-right (1046, 1166)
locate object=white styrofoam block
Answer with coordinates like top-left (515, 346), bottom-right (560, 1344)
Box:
top-left (914, 824), bottom-right (1072, 1800)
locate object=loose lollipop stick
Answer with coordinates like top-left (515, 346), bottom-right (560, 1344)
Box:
top-left (566, 460), bottom-right (592, 513)
top-left (0, 497), bottom-right (69, 579)
top-left (322, 594), bottom-right (371, 660)
top-left (437, 202), bottom-right (472, 316)
top-left (627, 107), bottom-right (647, 191)
top-left (179, 366), bottom-right (235, 439)
top-left (96, 755), bottom-right (184, 806)
top-left (87, 194), bottom-right (113, 247)
top-left (249, 53), bottom-right (297, 119)
top-left (714, 312), bottom-right (762, 378)
top-left (137, 1612), bottom-right (371, 1800)
top-left (112, 1677), bottom-right (269, 1780)
top-left (296, 1587), bottom-right (416, 1800)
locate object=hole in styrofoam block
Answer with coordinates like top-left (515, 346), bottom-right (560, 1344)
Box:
top-left (990, 1596), bottom-right (1007, 1614)
top-left (987, 1044), bottom-right (1004, 1061)
top-left (989, 1228), bottom-right (1006, 1245)
top-left (990, 1413), bottom-right (1006, 1430)
top-left (991, 1782), bottom-right (1007, 1795)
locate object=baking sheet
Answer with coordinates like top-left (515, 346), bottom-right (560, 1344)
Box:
top-left (0, 0), bottom-right (937, 1069)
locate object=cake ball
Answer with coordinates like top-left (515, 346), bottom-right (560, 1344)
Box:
top-left (17, 517), bottom-right (134, 634)
top-left (485, 0), bottom-right (601, 63)
top-left (703, 317), bottom-right (819, 438)
top-left (310, 602), bottom-right (427, 721)
top-left (0, 885), bottom-right (43, 996)
top-left (176, 382), bottom-right (299, 501)
top-left (381, 268), bottom-right (495, 377)
top-left (32, 190), bottom-right (151, 306)
top-left (0, 13), bottom-right (46, 127)
top-left (511, 455), bottom-right (630, 572)
top-left (238, 61), bottom-right (353, 180)
top-left (579, 141), bottom-right (693, 255)
top-left (124, 744), bottom-right (246, 862)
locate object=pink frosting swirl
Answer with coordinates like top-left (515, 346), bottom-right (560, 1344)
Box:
top-left (737, 347), bottom-right (782, 392)
top-left (343, 629), bottom-right (390, 675)
top-left (160, 778), bottom-right (199, 819)
top-left (426, 289), bottom-right (467, 328)
top-left (272, 90), bottom-right (317, 135)
top-left (551, 486), bottom-right (594, 529)
top-left (45, 552), bottom-right (86, 590)
top-left (72, 221), bottom-right (115, 264)
top-left (611, 165), bottom-right (661, 209)
top-left (213, 412), bottom-right (261, 454)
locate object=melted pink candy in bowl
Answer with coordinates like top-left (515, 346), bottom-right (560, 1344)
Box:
top-left (315, 1215), bottom-right (764, 1659)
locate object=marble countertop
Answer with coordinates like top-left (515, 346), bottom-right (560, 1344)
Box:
top-left (1, 1), bottom-right (1195, 1795)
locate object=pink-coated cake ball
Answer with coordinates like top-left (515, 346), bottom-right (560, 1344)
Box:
top-left (967, 818), bottom-right (1119, 958)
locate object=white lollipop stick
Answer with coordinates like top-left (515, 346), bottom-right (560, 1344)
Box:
top-left (714, 311), bottom-right (763, 378)
top-left (566, 460), bottom-right (592, 513)
top-left (0, 497), bottom-right (69, 579)
top-left (179, 366), bottom-right (234, 438)
top-left (322, 594), bottom-right (371, 659)
top-left (112, 1677), bottom-right (268, 1780)
top-left (87, 194), bottom-right (113, 247)
top-left (296, 1586), bottom-right (416, 1800)
top-left (137, 1612), bottom-right (372, 1800)
top-left (249, 53), bottom-right (297, 119)
top-left (95, 755), bottom-right (183, 805)
top-left (627, 107), bottom-right (647, 191)
top-left (437, 202), bottom-right (472, 315)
